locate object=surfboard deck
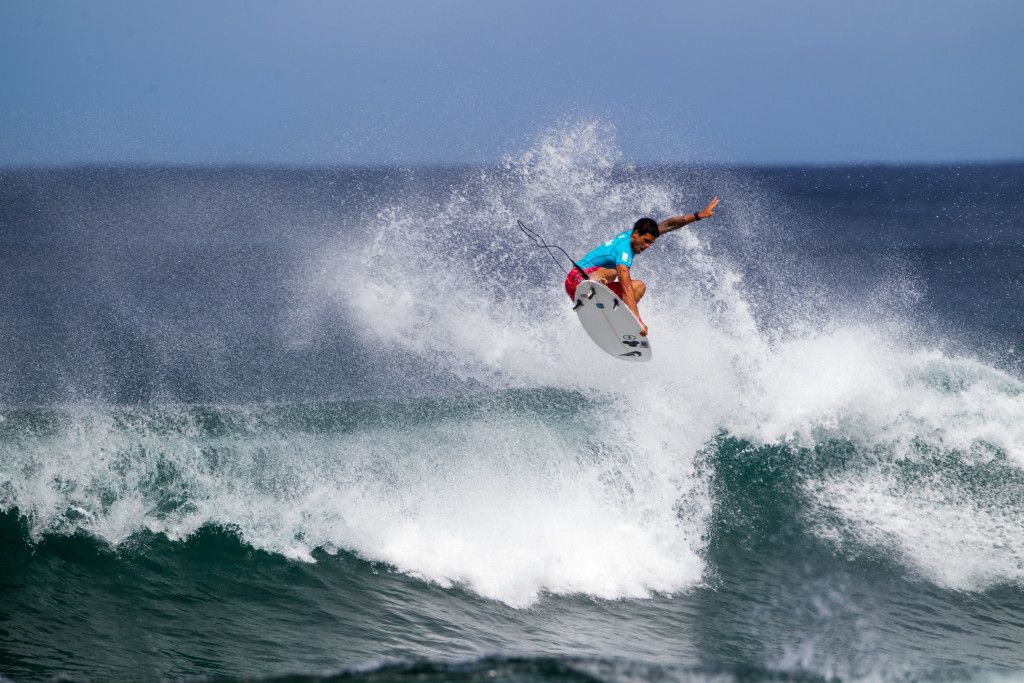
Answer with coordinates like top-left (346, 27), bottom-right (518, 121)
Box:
top-left (572, 280), bottom-right (651, 362)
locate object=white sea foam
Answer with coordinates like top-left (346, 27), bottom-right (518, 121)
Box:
top-left (0, 403), bottom-right (706, 607)
top-left (748, 330), bottom-right (1024, 590)
top-left (809, 466), bottom-right (1024, 590)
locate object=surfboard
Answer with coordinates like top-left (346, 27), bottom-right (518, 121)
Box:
top-left (572, 280), bottom-right (652, 362)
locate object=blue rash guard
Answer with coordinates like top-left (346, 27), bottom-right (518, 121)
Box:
top-left (576, 231), bottom-right (634, 270)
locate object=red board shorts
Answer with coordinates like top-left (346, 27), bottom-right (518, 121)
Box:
top-left (564, 267), bottom-right (624, 300)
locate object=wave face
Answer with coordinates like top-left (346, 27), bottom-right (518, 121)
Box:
top-left (3, 125), bottom-right (1024, 681)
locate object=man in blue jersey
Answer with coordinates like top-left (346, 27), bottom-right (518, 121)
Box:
top-left (564, 197), bottom-right (719, 336)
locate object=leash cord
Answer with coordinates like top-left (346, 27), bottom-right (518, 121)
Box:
top-left (517, 219), bottom-right (590, 280)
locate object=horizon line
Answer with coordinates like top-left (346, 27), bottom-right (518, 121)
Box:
top-left (2, 158), bottom-right (1023, 172)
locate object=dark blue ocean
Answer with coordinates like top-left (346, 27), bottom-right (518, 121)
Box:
top-left (2, 126), bottom-right (1024, 681)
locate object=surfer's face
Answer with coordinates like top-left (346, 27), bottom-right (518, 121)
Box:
top-left (631, 231), bottom-right (657, 254)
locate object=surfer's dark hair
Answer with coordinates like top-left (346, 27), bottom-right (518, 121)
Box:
top-left (632, 218), bottom-right (659, 238)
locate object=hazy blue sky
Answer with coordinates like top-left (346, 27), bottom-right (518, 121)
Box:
top-left (2, 1), bottom-right (1022, 165)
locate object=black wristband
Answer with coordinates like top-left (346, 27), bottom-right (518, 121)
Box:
top-left (692, 212), bottom-right (701, 221)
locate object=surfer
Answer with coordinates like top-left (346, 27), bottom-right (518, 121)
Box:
top-left (564, 197), bottom-right (720, 336)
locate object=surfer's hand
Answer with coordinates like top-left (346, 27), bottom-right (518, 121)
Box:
top-left (697, 196), bottom-right (719, 220)
top-left (639, 322), bottom-right (648, 337)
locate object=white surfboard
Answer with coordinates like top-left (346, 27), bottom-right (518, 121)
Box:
top-left (572, 280), bottom-right (651, 362)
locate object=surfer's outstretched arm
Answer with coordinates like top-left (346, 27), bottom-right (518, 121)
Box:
top-left (658, 197), bottom-right (719, 235)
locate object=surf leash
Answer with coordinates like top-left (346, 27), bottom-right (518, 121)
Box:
top-left (517, 219), bottom-right (590, 281)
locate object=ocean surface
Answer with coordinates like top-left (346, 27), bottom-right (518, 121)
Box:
top-left (2, 125), bottom-right (1024, 682)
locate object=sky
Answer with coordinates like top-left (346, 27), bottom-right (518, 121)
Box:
top-left (1, 0), bottom-right (1022, 166)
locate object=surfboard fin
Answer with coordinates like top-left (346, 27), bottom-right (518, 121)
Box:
top-left (572, 299), bottom-right (583, 311)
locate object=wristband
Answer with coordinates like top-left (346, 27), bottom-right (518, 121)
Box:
top-left (692, 212), bottom-right (701, 221)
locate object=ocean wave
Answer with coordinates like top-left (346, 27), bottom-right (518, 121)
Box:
top-left (0, 391), bottom-right (705, 608)
top-left (5, 123), bottom-right (1024, 610)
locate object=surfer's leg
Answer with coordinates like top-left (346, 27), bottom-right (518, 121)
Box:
top-left (606, 275), bottom-right (644, 301)
top-left (632, 279), bottom-right (646, 301)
